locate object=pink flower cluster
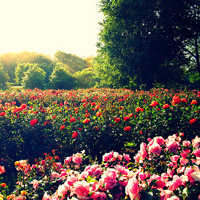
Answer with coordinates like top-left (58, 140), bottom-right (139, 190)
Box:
top-left (64, 152), bottom-right (83, 168)
top-left (8, 134), bottom-right (200, 200)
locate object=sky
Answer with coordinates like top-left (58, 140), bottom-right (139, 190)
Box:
top-left (0, 0), bottom-right (103, 58)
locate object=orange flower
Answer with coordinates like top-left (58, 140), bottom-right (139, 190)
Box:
top-left (21, 191), bottom-right (27, 195)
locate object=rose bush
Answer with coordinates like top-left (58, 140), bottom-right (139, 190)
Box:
top-left (0, 88), bottom-right (199, 166)
top-left (0, 133), bottom-right (198, 200)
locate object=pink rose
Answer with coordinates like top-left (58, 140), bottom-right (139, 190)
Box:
top-left (193, 149), bottom-right (200, 157)
top-left (115, 165), bottom-right (129, 177)
top-left (90, 192), bottom-right (107, 200)
top-left (64, 156), bottom-right (72, 164)
top-left (180, 158), bottom-right (188, 165)
top-left (166, 141), bottom-right (180, 153)
top-left (66, 176), bottom-right (77, 186)
top-left (138, 172), bottom-right (147, 181)
top-left (182, 140), bottom-right (191, 147)
top-left (73, 181), bottom-right (90, 199)
top-left (125, 177), bottom-right (140, 200)
top-left (72, 153), bottom-right (82, 165)
top-left (154, 136), bottom-right (165, 146)
top-left (192, 136), bottom-right (200, 148)
top-left (100, 169), bottom-right (117, 190)
top-left (140, 142), bottom-right (148, 158)
top-left (170, 155), bottom-right (180, 164)
top-left (184, 167), bottom-right (195, 183)
top-left (42, 192), bottom-right (51, 200)
top-left (168, 196), bottom-right (180, 200)
top-left (102, 152), bottom-right (113, 162)
top-left (31, 179), bottom-right (39, 190)
top-left (57, 184), bottom-right (69, 197)
top-left (168, 175), bottom-right (182, 191)
top-left (148, 142), bottom-right (162, 156)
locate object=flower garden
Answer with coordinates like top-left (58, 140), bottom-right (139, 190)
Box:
top-left (0, 88), bottom-right (200, 199)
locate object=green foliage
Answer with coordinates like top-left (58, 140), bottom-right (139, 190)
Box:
top-left (0, 52), bottom-right (53, 83)
top-left (0, 88), bottom-right (199, 166)
top-left (74, 67), bottom-right (99, 88)
top-left (49, 63), bottom-right (76, 89)
top-left (96, 0), bottom-right (199, 89)
top-left (54, 51), bottom-right (88, 74)
top-left (0, 64), bottom-right (9, 87)
top-left (22, 64), bottom-right (46, 89)
top-left (15, 63), bottom-right (32, 85)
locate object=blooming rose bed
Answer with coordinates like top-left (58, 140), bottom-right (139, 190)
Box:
top-left (0, 133), bottom-right (199, 200)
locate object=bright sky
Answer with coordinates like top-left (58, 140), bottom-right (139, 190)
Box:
top-left (0, 0), bottom-right (103, 58)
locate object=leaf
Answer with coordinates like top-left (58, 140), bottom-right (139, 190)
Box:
top-left (149, 179), bottom-right (157, 188)
top-left (140, 191), bottom-right (154, 200)
top-left (86, 175), bottom-right (98, 183)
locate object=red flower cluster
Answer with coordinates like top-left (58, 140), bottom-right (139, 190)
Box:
top-left (124, 126), bottom-right (131, 131)
top-left (72, 131), bottom-right (78, 138)
top-left (172, 96), bottom-right (181, 105)
top-left (30, 119), bottom-right (38, 126)
top-left (150, 101), bottom-right (158, 107)
top-left (189, 118), bottom-right (196, 124)
top-left (70, 117), bottom-right (76, 123)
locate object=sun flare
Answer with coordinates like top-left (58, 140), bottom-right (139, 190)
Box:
top-left (0, 0), bottom-right (103, 58)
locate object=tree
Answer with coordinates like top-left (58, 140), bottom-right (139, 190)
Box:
top-left (54, 51), bottom-right (88, 74)
top-left (74, 67), bottom-right (100, 88)
top-left (96, 0), bottom-right (199, 89)
top-left (182, 0), bottom-right (200, 76)
top-left (22, 64), bottom-right (46, 89)
top-left (49, 63), bottom-right (76, 90)
top-left (0, 64), bottom-right (9, 87)
top-left (15, 63), bottom-right (31, 85)
top-left (0, 51), bottom-right (53, 83)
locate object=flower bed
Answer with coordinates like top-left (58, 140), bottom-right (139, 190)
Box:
top-left (0, 133), bottom-right (199, 199)
top-left (0, 88), bottom-right (199, 166)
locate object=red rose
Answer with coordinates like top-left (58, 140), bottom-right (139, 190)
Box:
top-left (124, 126), bottom-right (131, 131)
top-left (30, 119), bottom-right (38, 126)
top-left (150, 101), bottom-right (158, 107)
top-left (124, 116), bottom-right (130, 121)
top-left (115, 118), bottom-right (121, 123)
top-left (0, 112), bottom-right (6, 116)
top-left (163, 104), bottom-right (169, 109)
top-left (172, 96), bottom-right (181, 104)
top-left (191, 100), bottom-right (197, 105)
top-left (96, 112), bottom-right (102, 117)
top-left (189, 118), bottom-right (196, 124)
top-left (70, 117), bottom-right (76, 123)
top-left (72, 131), bottom-right (78, 138)
top-left (60, 125), bottom-right (65, 130)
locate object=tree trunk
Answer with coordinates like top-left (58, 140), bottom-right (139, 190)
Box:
top-left (194, 33), bottom-right (200, 75)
